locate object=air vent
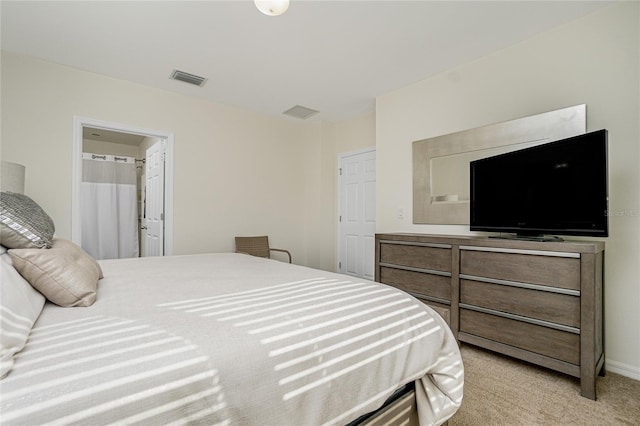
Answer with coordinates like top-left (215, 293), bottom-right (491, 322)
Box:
top-left (282, 105), bottom-right (319, 119)
top-left (169, 69), bottom-right (207, 87)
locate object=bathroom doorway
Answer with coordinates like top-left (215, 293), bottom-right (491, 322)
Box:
top-left (71, 116), bottom-right (174, 257)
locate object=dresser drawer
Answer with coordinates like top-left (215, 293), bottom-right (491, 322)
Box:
top-left (380, 267), bottom-right (450, 302)
top-left (460, 308), bottom-right (579, 365)
top-left (379, 243), bottom-right (451, 272)
top-left (460, 279), bottom-right (580, 328)
top-left (460, 249), bottom-right (580, 291)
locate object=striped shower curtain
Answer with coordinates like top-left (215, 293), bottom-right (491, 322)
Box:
top-left (81, 153), bottom-right (139, 260)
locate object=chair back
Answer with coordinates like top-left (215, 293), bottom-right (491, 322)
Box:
top-left (235, 236), bottom-right (271, 258)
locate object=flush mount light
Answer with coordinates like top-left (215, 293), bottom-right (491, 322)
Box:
top-left (254, 0), bottom-right (289, 16)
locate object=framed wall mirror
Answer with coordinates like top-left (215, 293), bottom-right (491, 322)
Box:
top-left (412, 104), bottom-right (586, 224)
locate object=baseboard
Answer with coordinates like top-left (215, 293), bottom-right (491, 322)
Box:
top-left (606, 359), bottom-right (640, 381)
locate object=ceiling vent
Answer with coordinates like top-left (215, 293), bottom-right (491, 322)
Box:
top-left (169, 69), bottom-right (207, 87)
top-left (283, 105), bottom-right (319, 120)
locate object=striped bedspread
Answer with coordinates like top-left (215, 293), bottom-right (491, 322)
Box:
top-left (0, 253), bottom-right (463, 425)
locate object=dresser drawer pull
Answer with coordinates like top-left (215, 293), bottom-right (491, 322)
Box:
top-left (460, 245), bottom-right (580, 258)
top-left (460, 303), bottom-right (580, 334)
top-left (459, 274), bottom-right (580, 296)
top-left (380, 240), bottom-right (452, 249)
top-left (380, 262), bottom-right (451, 277)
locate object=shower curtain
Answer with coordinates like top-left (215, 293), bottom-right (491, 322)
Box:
top-left (81, 153), bottom-right (139, 260)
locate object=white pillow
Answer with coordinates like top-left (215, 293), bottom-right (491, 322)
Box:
top-left (9, 239), bottom-right (102, 307)
top-left (0, 249), bottom-right (45, 379)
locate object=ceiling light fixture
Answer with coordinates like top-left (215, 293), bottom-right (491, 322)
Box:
top-left (254, 0), bottom-right (289, 17)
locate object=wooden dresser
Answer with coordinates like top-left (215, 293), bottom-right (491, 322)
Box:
top-left (375, 233), bottom-right (605, 400)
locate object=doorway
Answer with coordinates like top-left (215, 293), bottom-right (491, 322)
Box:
top-left (72, 116), bottom-right (174, 256)
top-left (337, 148), bottom-right (376, 280)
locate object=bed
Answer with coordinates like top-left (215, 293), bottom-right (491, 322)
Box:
top-left (0, 195), bottom-right (463, 426)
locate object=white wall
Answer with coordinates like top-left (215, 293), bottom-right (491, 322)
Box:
top-left (376, 2), bottom-right (640, 377)
top-left (0, 50), bottom-right (376, 274)
top-left (82, 139), bottom-right (140, 157)
top-left (0, 51), bottom-right (332, 269)
top-left (315, 113), bottom-right (377, 271)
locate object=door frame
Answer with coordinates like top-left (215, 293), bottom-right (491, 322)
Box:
top-left (336, 147), bottom-right (376, 276)
top-left (71, 115), bottom-right (175, 256)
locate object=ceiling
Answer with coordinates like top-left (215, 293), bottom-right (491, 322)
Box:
top-left (1, 1), bottom-right (611, 122)
top-left (83, 127), bottom-right (147, 147)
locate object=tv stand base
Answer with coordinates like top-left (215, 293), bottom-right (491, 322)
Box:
top-left (375, 233), bottom-right (605, 400)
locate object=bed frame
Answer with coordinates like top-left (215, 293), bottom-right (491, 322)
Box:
top-left (352, 383), bottom-right (419, 426)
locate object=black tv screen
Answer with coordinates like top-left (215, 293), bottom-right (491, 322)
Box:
top-left (470, 129), bottom-right (608, 239)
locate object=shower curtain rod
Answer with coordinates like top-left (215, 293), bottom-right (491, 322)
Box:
top-left (85, 153), bottom-right (144, 164)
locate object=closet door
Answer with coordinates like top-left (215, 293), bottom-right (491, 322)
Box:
top-left (338, 149), bottom-right (376, 280)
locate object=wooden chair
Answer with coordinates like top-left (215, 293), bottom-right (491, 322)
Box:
top-left (235, 236), bottom-right (292, 263)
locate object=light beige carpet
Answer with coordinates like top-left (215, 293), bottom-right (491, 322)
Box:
top-left (449, 344), bottom-right (640, 425)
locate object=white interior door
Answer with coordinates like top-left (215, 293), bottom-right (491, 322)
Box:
top-left (143, 140), bottom-right (166, 256)
top-left (338, 149), bottom-right (376, 279)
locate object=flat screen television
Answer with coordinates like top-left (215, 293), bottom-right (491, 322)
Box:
top-left (470, 129), bottom-right (608, 240)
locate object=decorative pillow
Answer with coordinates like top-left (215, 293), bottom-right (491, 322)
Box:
top-left (0, 249), bottom-right (46, 379)
top-left (9, 238), bottom-right (102, 307)
top-left (0, 192), bottom-right (55, 249)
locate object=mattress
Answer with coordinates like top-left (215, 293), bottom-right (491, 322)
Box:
top-left (0, 253), bottom-right (463, 425)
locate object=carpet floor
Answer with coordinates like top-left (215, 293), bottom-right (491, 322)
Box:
top-left (448, 344), bottom-right (640, 425)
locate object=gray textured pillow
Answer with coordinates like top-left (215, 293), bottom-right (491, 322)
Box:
top-left (9, 238), bottom-right (101, 307)
top-left (0, 192), bottom-right (55, 249)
